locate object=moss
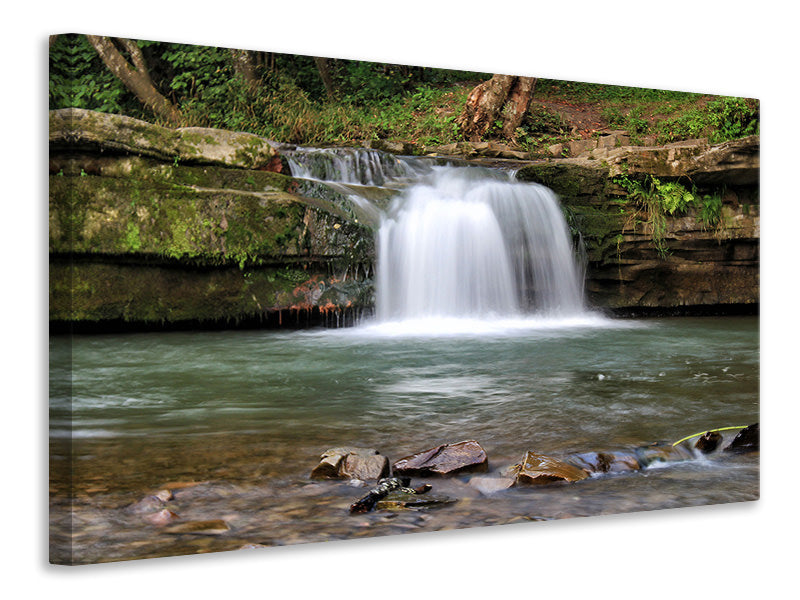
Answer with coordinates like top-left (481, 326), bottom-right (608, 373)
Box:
top-left (49, 261), bottom-right (373, 323)
top-left (516, 162), bottom-right (609, 202)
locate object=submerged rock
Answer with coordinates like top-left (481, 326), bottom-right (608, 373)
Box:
top-left (375, 491), bottom-right (455, 510)
top-left (310, 447), bottom-right (390, 481)
top-left (392, 440), bottom-right (489, 477)
top-left (164, 520), bottom-right (230, 535)
top-left (565, 451), bottom-right (641, 474)
top-left (467, 475), bottom-right (515, 495)
top-left (143, 509), bottom-right (180, 526)
top-left (513, 451), bottom-right (589, 485)
top-left (724, 423), bottom-right (760, 454)
top-left (635, 443), bottom-right (694, 466)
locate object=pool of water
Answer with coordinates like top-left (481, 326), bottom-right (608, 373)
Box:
top-left (49, 315), bottom-right (759, 564)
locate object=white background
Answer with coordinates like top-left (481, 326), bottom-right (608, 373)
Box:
top-left (4, 2), bottom-right (797, 597)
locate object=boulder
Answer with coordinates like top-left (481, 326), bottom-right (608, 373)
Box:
top-left (392, 440), bottom-right (489, 477)
top-left (512, 451), bottom-right (589, 485)
top-left (49, 108), bottom-right (283, 171)
top-left (724, 423), bottom-right (759, 453)
top-left (310, 447), bottom-right (390, 481)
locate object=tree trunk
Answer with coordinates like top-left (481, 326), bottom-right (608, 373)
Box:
top-left (86, 35), bottom-right (182, 125)
top-left (230, 49), bottom-right (261, 91)
top-left (313, 57), bottom-right (337, 99)
top-left (501, 76), bottom-right (536, 139)
top-left (456, 74), bottom-right (537, 141)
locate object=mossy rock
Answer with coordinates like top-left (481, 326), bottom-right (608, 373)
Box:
top-left (50, 108), bottom-right (282, 170)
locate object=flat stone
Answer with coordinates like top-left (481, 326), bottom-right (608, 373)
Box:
top-left (513, 451), bottom-right (589, 485)
top-left (392, 440), bottom-right (489, 477)
top-left (375, 491), bottom-right (455, 510)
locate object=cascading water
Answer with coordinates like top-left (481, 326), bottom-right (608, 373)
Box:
top-left (377, 167), bottom-right (585, 321)
top-left (285, 146), bottom-right (589, 330)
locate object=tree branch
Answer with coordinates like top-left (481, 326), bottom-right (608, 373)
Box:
top-left (86, 35), bottom-right (182, 124)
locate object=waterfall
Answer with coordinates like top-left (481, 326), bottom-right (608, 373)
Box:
top-left (376, 167), bottom-right (585, 321)
top-left (285, 147), bottom-right (588, 328)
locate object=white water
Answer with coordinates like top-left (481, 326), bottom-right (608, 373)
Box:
top-left (377, 167), bottom-right (585, 322)
top-left (286, 147), bottom-right (592, 333)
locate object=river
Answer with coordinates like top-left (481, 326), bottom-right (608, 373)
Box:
top-left (49, 315), bottom-right (758, 564)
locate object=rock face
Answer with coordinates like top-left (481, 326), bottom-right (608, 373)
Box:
top-left (516, 136), bottom-right (759, 313)
top-left (49, 109), bottom-right (374, 330)
top-left (310, 447), bottom-right (390, 481)
top-left (392, 440), bottom-right (489, 477)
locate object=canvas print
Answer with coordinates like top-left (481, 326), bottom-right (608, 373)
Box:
top-left (48, 34), bottom-right (760, 565)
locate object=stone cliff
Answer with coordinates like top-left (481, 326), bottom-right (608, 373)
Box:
top-left (49, 109), bottom-right (759, 330)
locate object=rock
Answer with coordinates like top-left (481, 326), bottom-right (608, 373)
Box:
top-left (143, 509), bottom-right (180, 526)
top-left (566, 450), bottom-right (646, 473)
top-left (548, 143), bottom-right (564, 157)
top-left (635, 443), bottom-right (694, 466)
top-left (568, 139), bottom-right (597, 156)
top-left (512, 451), bottom-right (589, 485)
top-left (724, 423), bottom-right (759, 453)
top-left (310, 447), bottom-right (390, 480)
top-left (695, 431), bottom-right (723, 453)
top-left (126, 494), bottom-right (168, 515)
top-left (50, 108), bottom-right (282, 171)
top-left (467, 475), bottom-right (515, 495)
top-left (375, 491), bottom-right (456, 510)
top-left (392, 440), bottom-right (489, 477)
top-left (164, 519), bottom-right (230, 535)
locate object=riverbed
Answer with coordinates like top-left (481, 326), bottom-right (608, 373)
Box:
top-left (49, 315), bottom-right (758, 564)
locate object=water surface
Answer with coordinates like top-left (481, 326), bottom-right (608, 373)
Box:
top-left (49, 316), bottom-right (758, 564)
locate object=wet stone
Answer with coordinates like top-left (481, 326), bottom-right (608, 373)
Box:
top-left (310, 447), bottom-right (390, 481)
top-left (164, 519), bottom-right (230, 535)
top-left (467, 475), bottom-right (515, 495)
top-left (695, 431), bottom-right (723, 454)
top-left (635, 443), bottom-right (694, 467)
top-left (143, 509), bottom-right (180, 526)
top-left (392, 440), bottom-right (489, 477)
top-left (513, 451), bottom-right (590, 485)
top-left (724, 423), bottom-right (759, 454)
top-left (375, 491), bottom-right (456, 510)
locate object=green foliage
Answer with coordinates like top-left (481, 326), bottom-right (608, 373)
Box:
top-left (656, 96), bottom-right (759, 144)
top-left (614, 174), bottom-right (704, 256)
top-left (49, 34), bottom-right (142, 115)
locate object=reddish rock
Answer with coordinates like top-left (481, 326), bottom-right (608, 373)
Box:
top-left (695, 431), bottom-right (723, 453)
top-left (513, 451), bottom-right (589, 485)
top-left (392, 440), bottom-right (489, 477)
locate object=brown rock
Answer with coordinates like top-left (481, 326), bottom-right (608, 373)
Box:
top-left (513, 451), bottom-right (589, 485)
top-left (695, 431), bottom-right (723, 453)
top-left (392, 440), bottom-right (489, 477)
top-left (310, 447), bottom-right (390, 480)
